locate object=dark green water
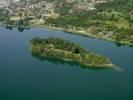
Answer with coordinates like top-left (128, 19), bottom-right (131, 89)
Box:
top-left (0, 26), bottom-right (133, 100)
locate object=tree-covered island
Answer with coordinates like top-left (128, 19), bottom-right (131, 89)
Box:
top-left (29, 37), bottom-right (114, 68)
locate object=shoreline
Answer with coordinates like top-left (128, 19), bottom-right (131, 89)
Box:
top-left (32, 24), bottom-right (133, 46)
top-left (1, 23), bottom-right (133, 46)
top-left (31, 51), bottom-right (116, 70)
top-left (30, 48), bottom-right (115, 69)
top-left (42, 54), bottom-right (115, 69)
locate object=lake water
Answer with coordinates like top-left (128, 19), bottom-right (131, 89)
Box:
top-left (0, 26), bottom-right (133, 100)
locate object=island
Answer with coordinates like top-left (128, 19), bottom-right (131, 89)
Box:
top-left (29, 37), bottom-right (114, 68)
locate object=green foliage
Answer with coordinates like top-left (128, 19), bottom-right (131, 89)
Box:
top-left (115, 28), bottom-right (133, 41)
top-left (0, 9), bottom-right (9, 22)
top-left (44, 0), bottom-right (133, 44)
top-left (30, 37), bottom-right (112, 67)
top-left (0, 0), bottom-right (132, 45)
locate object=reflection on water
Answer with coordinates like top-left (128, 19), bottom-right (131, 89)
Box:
top-left (5, 26), bottom-right (13, 30)
top-left (17, 26), bottom-right (29, 32)
top-left (115, 41), bottom-right (133, 47)
top-left (31, 52), bottom-right (117, 71)
top-left (5, 25), bottom-right (29, 32)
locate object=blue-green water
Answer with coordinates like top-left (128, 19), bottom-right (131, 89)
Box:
top-left (0, 26), bottom-right (133, 100)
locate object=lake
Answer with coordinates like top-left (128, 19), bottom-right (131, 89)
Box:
top-left (0, 26), bottom-right (133, 100)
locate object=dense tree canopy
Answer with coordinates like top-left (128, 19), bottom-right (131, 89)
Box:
top-left (30, 37), bottom-right (112, 67)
